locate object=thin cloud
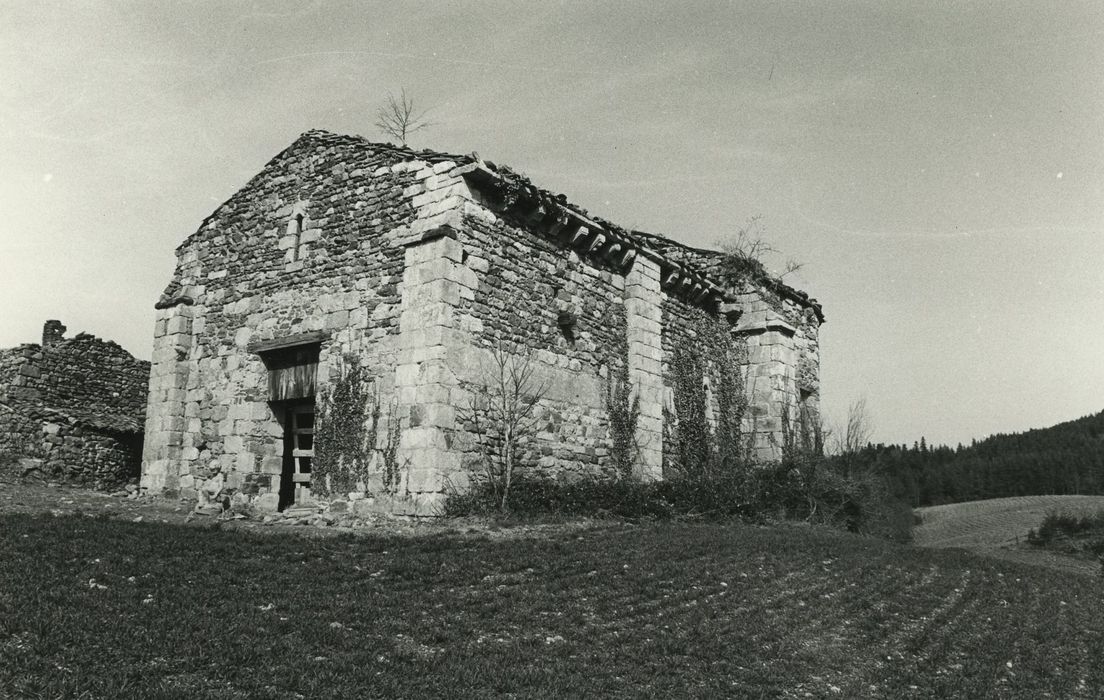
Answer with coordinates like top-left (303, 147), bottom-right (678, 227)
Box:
top-left (253, 49), bottom-right (666, 80)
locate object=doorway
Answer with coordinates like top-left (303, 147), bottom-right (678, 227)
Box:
top-left (278, 400), bottom-right (315, 510)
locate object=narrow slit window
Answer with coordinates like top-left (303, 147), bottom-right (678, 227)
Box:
top-left (292, 213), bottom-right (305, 261)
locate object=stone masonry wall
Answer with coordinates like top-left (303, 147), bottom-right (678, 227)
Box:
top-left (735, 289), bottom-right (822, 458)
top-left (623, 256), bottom-right (664, 480)
top-left (2, 333), bottom-right (149, 424)
top-left (453, 209), bottom-right (627, 484)
top-left (0, 403), bottom-right (142, 486)
top-left (0, 322), bottom-right (149, 486)
top-left (142, 129), bottom-right (824, 515)
top-left (660, 294), bottom-right (748, 473)
top-left (142, 132), bottom-right (476, 511)
top-left (144, 133), bottom-right (428, 503)
top-left (0, 347), bottom-right (27, 402)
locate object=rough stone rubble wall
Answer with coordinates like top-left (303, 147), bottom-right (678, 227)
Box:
top-left (0, 347), bottom-right (27, 399)
top-left (659, 295), bottom-right (745, 471)
top-left (0, 404), bottom-right (142, 486)
top-left (0, 328), bottom-right (149, 486)
top-left (2, 334), bottom-right (149, 423)
top-left (452, 210), bottom-right (627, 485)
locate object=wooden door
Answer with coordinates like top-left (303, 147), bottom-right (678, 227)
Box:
top-left (279, 401), bottom-right (315, 510)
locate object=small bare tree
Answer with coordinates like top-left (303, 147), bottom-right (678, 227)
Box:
top-left (464, 344), bottom-right (550, 511)
top-left (718, 215), bottom-right (804, 280)
top-left (374, 88), bottom-right (432, 145)
top-left (719, 215), bottom-right (774, 262)
top-left (779, 257), bottom-right (805, 280)
top-left (831, 398), bottom-right (873, 456)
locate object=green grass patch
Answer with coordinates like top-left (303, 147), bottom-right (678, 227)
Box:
top-left (1028, 509), bottom-right (1104, 563)
top-left (1, 515), bottom-right (1102, 698)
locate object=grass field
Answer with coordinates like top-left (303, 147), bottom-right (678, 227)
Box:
top-left (914, 495), bottom-right (1104, 574)
top-left (2, 514), bottom-right (1102, 698)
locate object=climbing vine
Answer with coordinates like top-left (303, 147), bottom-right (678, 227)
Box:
top-left (605, 315), bottom-right (639, 480)
top-left (668, 343), bottom-right (710, 476)
top-left (313, 355), bottom-right (377, 496)
top-left (599, 304), bottom-right (640, 480)
top-left (665, 312), bottom-right (749, 476)
top-left (710, 324), bottom-right (750, 470)
top-left (379, 398), bottom-right (405, 495)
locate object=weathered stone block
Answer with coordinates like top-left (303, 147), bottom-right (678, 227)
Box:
top-left (235, 452), bottom-right (254, 471)
top-left (166, 315), bottom-right (192, 336)
top-left (260, 456), bottom-right (283, 474)
top-left (253, 493), bottom-right (279, 513)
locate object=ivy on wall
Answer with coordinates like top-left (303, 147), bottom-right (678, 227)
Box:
top-left (379, 400), bottom-right (404, 495)
top-left (712, 325), bottom-right (750, 470)
top-left (669, 343), bottom-right (710, 475)
top-left (313, 355), bottom-right (377, 497)
top-left (665, 317), bottom-right (749, 476)
top-left (780, 398), bottom-right (822, 458)
top-left (599, 305), bottom-right (640, 480)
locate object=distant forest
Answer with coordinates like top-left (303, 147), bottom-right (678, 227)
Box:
top-left (841, 411), bottom-right (1104, 507)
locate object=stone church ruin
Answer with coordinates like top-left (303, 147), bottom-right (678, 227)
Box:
top-left (141, 130), bottom-right (823, 514)
top-left (0, 321), bottom-right (150, 486)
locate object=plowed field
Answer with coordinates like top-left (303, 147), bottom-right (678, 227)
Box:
top-left (2, 511), bottom-right (1102, 698)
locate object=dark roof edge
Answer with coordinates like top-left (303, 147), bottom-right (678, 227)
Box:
top-left (628, 230), bottom-right (824, 322)
top-left (452, 157), bottom-right (824, 322)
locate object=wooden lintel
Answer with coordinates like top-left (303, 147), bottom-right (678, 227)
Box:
top-left (248, 331), bottom-right (329, 355)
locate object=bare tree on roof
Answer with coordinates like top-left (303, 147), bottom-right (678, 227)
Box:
top-left (718, 215), bottom-right (805, 281)
top-left (374, 89), bottom-right (432, 146)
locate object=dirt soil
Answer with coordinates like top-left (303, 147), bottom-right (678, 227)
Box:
top-left (0, 476), bottom-right (611, 540)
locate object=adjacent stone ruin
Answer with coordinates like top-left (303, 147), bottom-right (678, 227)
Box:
top-left (142, 130), bottom-right (823, 515)
top-left (0, 321), bottom-right (150, 486)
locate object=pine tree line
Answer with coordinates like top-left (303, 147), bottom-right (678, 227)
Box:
top-left (842, 410), bottom-right (1104, 507)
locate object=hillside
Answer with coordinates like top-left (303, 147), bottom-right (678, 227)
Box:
top-left (849, 410), bottom-right (1104, 506)
top-left (914, 495), bottom-right (1104, 575)
top-left (2, 514), bottom-right (1102, 698)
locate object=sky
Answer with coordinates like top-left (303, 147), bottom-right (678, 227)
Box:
top-left (2, 1), bottom-right (1102, 448)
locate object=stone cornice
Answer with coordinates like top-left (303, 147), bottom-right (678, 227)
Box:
top-left (454, 163), bottom-right (738, 316)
